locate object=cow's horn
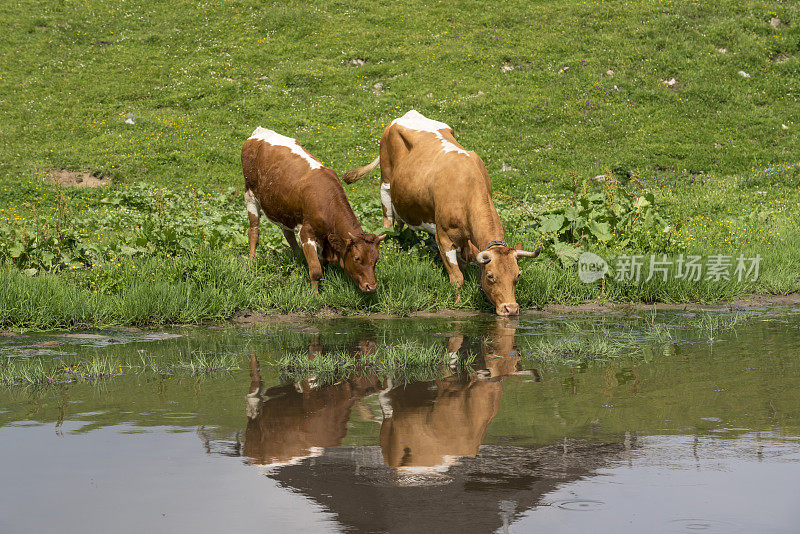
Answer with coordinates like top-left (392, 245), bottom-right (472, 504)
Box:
top-left (515, 246), bottom-right (541, 259)
top-left (476, 251), bottom-right (492, 264)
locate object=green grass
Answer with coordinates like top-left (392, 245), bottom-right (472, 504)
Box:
top-left (1, 0), bottom-right (798, 192)
top-left (0, 236), bottom-right (788, 329)
top-left (517, 312), bottom-right (751, 364)
top-left (275, 341), bottom-right (477, 386)
top-left (0, 310), bottom-right (752, 387)
top-left (0, 352), bottom-right (241, 386)
top-left (0, 341), bottom-right (469, 387)
top-left (1, 0), bottom-right (799, 327)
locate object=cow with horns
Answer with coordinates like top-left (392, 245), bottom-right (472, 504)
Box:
top-left (342, 110), bottom-right (539, 315)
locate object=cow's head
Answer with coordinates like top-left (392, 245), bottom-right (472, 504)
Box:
top-left (468, 241), bottom-right (540, 316)
top-left (330, 232), bottom-right (387, 292)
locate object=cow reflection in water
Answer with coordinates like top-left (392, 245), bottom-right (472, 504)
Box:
top-left (379, 318), bottom-right (531, 475)
top-left (235, 321), bottom-right (633, 533)
top-left (245, 350), bottom-right (382, 468)
top-left (244, 318), bottom-right (530, 474)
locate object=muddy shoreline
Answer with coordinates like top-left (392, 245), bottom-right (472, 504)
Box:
top-left (230, 293), bottom-right (800, 325)
top-left (3, 293), bottom-right (798, 335)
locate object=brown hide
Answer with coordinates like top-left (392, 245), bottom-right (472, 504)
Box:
top-left (378, 318), bottom-right (529, 472)
top-left (346, 110), bottom-right (539, 314)
top-left (245, 354), bottom-right (381, 466)
top-left (242, 130), bottom-right (384, 293)
top-left (379, 377), bottom-right (503, 472)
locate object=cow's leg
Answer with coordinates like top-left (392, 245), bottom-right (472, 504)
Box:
top-left (299, 229), bottom-right (323, 294)
top-left (282, 229), bottom-right (302, 256)
top-left (436, 231), bottom-right (465, 302)
top-left (246, 353), bottom-right (265, 419)
top-left (380, 181), bottom-right (395, 228)
top-left (378, 376), bottom-right (394, 419)
top-left (248, 212), bottom-right (260, 264)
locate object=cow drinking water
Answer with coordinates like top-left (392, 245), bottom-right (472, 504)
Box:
top-left (242, 127), bottom-right (386, 293)
top-left (342, 110), bottom-right (539, 315)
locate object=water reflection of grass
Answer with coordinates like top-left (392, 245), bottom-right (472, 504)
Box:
top-left (276, 341), bottom-right (476, 386)
top-left (0, 352), bottom-right (241, 387)
top-left (0, 312), bottom-right (751, 386)
top-left (520, 312), bottom-right (750, 363)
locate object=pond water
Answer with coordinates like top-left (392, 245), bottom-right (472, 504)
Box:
top-left (1, 310), bottom-right (799, 533)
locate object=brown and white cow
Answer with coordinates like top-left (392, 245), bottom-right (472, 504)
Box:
top-left (343, 110), bottom-right (539, 315)
top-left (242, 127), bottom-right (386, 293)
top-left (245, 354), bottom-right (382, 468)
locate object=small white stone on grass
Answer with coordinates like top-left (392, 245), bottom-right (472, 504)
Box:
top-left (500, 162), bottom-right (518, 172)
top-left (738, 70), bottom-right (751, 78)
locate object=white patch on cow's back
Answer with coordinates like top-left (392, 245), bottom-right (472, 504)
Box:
top-left (445, 249), bottom-right (459, 266)
top-left (391, 110), bottom-right (469, 155)
top-left (244, 189), bottom-right (262, 217)
top-left (392, 109), bottom-right (451, 131)
top-left (380, 182), bottom-right (395, 225)
top-left (249, 127), bottom-right (323, 169)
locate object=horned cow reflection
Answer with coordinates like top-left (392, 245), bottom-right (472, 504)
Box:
top-left (379, 318), bottom-right (526, 476)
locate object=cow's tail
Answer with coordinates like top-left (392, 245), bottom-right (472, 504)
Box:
top-left (342, 156), bottom-right (380, 184)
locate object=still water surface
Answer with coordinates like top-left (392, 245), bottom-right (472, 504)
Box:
top-left (1, 311), bottom-right (799, 533)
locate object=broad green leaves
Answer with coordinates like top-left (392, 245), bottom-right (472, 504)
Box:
top-left (539, 214), bottom-right (565, 234)
top-left (0, 185), bottom-right (252, 274)
top-left (528, 179), bottom-right (674, 266)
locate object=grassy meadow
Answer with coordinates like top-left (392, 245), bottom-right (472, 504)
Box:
top-left (1, 0), bottom-right (799, 327)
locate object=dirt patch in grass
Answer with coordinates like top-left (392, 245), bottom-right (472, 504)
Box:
top-left (48, 169), bottom-right (110, 188)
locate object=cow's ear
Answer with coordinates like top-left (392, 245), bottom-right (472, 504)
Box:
top-left (327, 233), bottom-right (346, 250)
top-left (515, 242), bottom-right (523, 250)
